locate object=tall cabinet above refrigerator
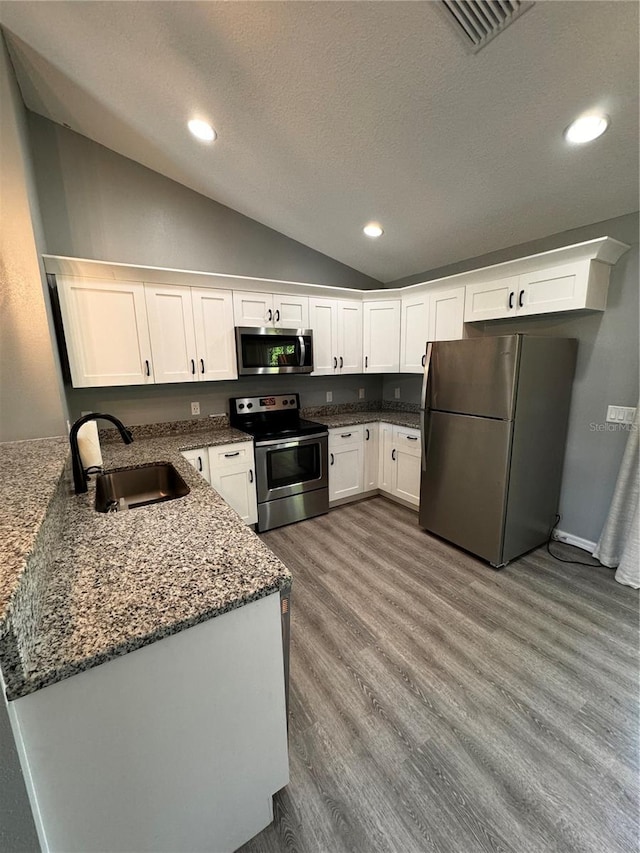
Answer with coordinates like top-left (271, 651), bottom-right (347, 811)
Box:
top-left (419, 335), bottom-right (578, 567)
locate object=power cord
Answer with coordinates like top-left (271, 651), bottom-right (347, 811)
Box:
top-left (546, 514), bottom-right (603, 567)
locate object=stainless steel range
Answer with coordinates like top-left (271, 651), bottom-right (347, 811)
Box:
top-left (229, 394), bottom-right (329, 532)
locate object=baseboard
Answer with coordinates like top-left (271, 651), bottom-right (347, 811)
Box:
top-left (329, 489), bottom-right (418, 512)
top-left (552, 528), bottom-right (597, 554)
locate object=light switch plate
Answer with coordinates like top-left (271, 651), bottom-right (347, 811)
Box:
top-left (606, 405), bottom-right (636, 424)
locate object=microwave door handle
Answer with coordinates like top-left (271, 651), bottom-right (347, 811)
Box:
top-left (298, 335), bottom-right (306, 367)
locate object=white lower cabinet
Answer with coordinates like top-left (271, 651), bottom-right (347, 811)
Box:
top-left (181, 448), bottom-right (211, 484)
top-left (379, 424), bottom-right (421, 507)
top-left (209, 442), bottom-right (258, 525)
top-left (329, 427), bottom-right (364, 502)
top-left (363, 423), bottom-right (379, 491)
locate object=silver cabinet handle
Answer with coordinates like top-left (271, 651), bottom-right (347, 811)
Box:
top-left (392, 448), bottom-right (396, 461)
top-left (249, 469), bottom-right (254, 483)
top-left (330, 453), bottom-right (334, 465)
top-left (224, 451), bottom-right (240, 458)
top-left (340, 433), bottom-right (352, 438)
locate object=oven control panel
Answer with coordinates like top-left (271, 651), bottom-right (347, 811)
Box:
top-left (230, 394), bottom-right (300, 415)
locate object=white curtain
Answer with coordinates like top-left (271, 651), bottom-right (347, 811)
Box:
top-left (593, 405), bottom-right (639, 588)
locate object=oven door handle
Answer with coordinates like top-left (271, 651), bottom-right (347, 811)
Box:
top-left (254, 432), bottom-right (328, 449)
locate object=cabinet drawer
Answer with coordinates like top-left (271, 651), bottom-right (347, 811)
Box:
top-left (393, 426), bottom-right (421, 457)
top-left (209, 441), bottom-right (254, 468)
top-left (329, 425), bottom-right (364, 447)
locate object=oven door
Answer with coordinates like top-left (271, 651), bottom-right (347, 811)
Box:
top-left (255, 433), bottom-right (328, 503)
top-left (235, 327), bottom-right (314, 375)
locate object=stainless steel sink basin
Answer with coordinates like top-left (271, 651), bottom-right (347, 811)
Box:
top-left (95, 463), bottom-right (190, 512)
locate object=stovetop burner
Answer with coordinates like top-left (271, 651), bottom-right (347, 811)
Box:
top-left (229, 393), bottom-right (327, 442)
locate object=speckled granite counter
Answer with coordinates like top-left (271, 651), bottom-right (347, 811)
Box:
top-left (308, 409), bottom-right (421, 430)
top-left (0, 423), bottom-right (291, 701)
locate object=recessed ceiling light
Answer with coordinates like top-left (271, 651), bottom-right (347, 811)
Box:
top-left (564, 114), bottom-right (609, 145)
top-left (188, 119), bottom-right (216, 142)
top-left (363, 222), bottom-right (384, 238)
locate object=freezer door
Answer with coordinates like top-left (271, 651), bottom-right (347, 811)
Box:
top-left (419, 411), bottom-right (512, 565)
top-left (429, 336), bottom-right (521, 420)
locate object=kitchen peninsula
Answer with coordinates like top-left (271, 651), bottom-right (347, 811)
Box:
top-left (0, 421), bottom-right (291, 853)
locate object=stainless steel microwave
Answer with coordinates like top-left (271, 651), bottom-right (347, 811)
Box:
top-left (235, 327), bottom-right (314, 375)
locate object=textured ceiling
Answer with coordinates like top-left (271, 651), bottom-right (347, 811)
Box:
top-left (1, 1), bottom-right (638, 282)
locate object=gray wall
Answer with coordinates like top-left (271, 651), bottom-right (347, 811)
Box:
top-left (27, 113), bottom-right (381, 289)
top-left (383, 212), bottom-right (640, 545)
top-left (0, 37), bottom-right (67, 442)
top-left (67, 374), bottom-right (383, 426)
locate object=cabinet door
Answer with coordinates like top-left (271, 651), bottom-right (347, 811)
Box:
top-left (428, 288), bottom-right (465, 342)
top-left (273, 294), bottom-right (309, 329)
top-left (378, 423), bottom-right (394, 494)
top-left (329, 443), bottom-right (364, 502)
top-left (209, 460), bottom-right (257, 525)
top-left (363, 423), bottom-right (379, 491)
top-left (400, 294), bottom-right (430, 373)
top-left (145, 284), bottom-right (197, 383)
top-left (394, 447), bottom-right (421, 507)
top-left (363, 301), bottom-right (401, 373)
top-left (233, 291), bottom-right (274, 326)
top-left (464, 277), bottom-right (519, 322)
top-left (516, 261), bottom-right (589, 316)
top-left (192, 288), bottom-right (237, 381)
top-left (337, 301), bottom-right (363, 374)
top-left (308, 298), bottom-right (338, 375)
top-left (57, 276), bottom-right (154, 387)
top-left (181, 448), bottom-right (211, 484)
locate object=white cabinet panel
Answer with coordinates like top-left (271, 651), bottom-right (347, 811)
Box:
top-left (363, 423), bottom-right (379, 491)
top-left (378, 423), bottom-right (421, 507)
top-left (329, 443), bottom-right (364, 502)
top-left (517, 261), bottom-right (589, 316)
top-left (363, 300), bottom-right (401, 373)
top-left (400, 294), bottom-right (430, 373)
top-left (309, 297), bottom-right (338, 375)
top-left (378, 423), bottom-right (394, 494)
top-left (181, 448), bottom-right (211, 484)
top-left (464, 277), bottom-right (519, 322)
top-left (192, 288), bottom-right (237, 381)
top-left (233, 291), bottom-right (273, 326)
top-left (209, 442), bottom-right (257, 525)
top-left (337, 301), bottom-right (363, 374)
top-left (145, 284), bottom-right (197, 383)
top-left (273, 294), bottom-right (309, 329)
top-left (428, 288), bottom-right (465, 342)
top-left (57, 276), bottom-right (154, 387)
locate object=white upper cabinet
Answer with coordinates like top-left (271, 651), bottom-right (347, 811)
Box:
top-left (464, 259), bottom-right (612, 322)
top-left (428, 288), bottom-right (465, 342)
top-left (309, 298), bottom-right (362, 374)
top-left (57, 276), bottom-right (154, 388)
top-left (192, 288), bottom-right (237, 381)
top-left (363, 300), bottom-right (401, 373)
top-left (233, 291), bottom-right (308, 328)
top-left (145, 284), bottom-right (198, 383)
top-left (400, 293), bottom-right (430, 373)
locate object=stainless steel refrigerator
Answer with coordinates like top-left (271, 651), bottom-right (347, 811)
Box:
top-left (419, 335), bottom-right (577, 567)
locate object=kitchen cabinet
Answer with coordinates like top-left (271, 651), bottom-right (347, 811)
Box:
top-left (428, 287), bottom-right (465, 342)
top-left (329, 427), bottom-right (364, 502)
top-left (181, 447), bottom-right (211, 484)
top-left (463, 259), bottom-right (611, 322)
top-left (308, 298), bottom-right (363, 375)
top-left (363, 300), bottom-right (401, 373)
top-left (400, 292), bottom-right (430, 373)
top-left (56, 276), bottom-right (154, 387)
top-left (363, 423), bottom-right (379, 491)
top-left (233, 291), bottom-right (309, 328)
top-left (379, 424), bottom-right (421, 508)
top-left (209, 441), bottom-right (258, 525)
top-left (145, 284), bottom-right (237, 384)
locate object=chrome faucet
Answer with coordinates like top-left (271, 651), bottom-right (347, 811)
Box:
top-left (69, 412), bottom-right (134, 494)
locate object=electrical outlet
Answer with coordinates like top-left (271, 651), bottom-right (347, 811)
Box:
top-left (606, 405), bottom-right (636, 424)
top-left (358, 388), bottom-right (365, 400)
top-left (191, 402), bottom-right (200, 416)
top-left (326, 391), bottom-right (333, 403)
top-left (394, 387), bottom-right (401, 399)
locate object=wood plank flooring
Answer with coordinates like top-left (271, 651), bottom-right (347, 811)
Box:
top-left (240, 497), bottom-right (639, 853)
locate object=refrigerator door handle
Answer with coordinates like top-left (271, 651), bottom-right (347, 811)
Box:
top-left (420, 341), bottom-right (433, 473)
top-left (420, 342), bottom-right (433, 410)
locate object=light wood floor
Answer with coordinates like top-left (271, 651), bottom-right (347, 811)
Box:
top-left (240, 497), bottom-right (639, 853)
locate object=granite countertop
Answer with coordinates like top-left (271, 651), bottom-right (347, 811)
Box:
top-left (310, 409), bottom-right (421, 430)
top-left (0, 422), bottom-right (290, 701)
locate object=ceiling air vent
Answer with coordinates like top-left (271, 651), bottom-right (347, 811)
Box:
top-left (441, 0), bottom-right (535, 53)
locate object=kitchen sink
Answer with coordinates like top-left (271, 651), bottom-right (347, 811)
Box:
top-left (95, 463), bottom-right (190, 512)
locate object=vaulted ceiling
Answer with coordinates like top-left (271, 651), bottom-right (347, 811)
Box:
top-left (1, 1), bottom-right (638, 282)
